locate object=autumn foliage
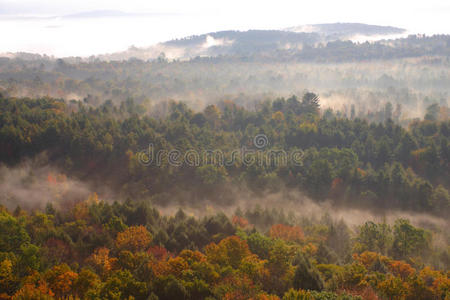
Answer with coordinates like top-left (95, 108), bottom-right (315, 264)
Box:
top-left (115, 225), bottom-right (152, 252)
top-left (269, 224), bottom-right (304, 243)
top-left (0, 199), bottom-right (448, 299)
top-left (232, 215), bottom-right (250, 228)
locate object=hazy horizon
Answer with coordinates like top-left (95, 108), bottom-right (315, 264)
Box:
top-left (1, 0), bottom-right (450, 57)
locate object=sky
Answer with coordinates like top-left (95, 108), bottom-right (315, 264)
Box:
top-left (1, 0), bottom-right (449, 57)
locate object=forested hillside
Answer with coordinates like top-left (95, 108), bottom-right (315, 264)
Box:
top-left (0, 92), bottom-right (449, 299)
top-left (1, 94), bottom-right (448, 214)
top-left (0, 193), bottom-right (449, 299)
top-left (1, 0), bottom-right (449, 296)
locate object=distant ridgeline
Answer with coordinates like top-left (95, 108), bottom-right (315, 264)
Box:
top-left (3, 31), bottom-right (449, 62)
top-left (95, 31), bottom-right (447, 62)
top-left (0, 94), bottom-right (448, 216)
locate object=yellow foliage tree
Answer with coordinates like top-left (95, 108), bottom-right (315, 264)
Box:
top-left (86, 247), bottom-right (117, 277)
top-left (205, 236), bottom-right (252, 269)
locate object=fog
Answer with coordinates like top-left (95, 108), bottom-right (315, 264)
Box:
top-left (0, 157), bottom-right (93, 211)
top-left (154, 187), bottom-right (449, 232)
top-left (2, 152), bottom-right (447, 236)
top-left (0, 15), bottom-right (222, 57)
top-left (2, 158), bottom-right (447, 239)
top-left (1, 57), bottom-right (448, 121)
top-left (2, 0), bottom-right (450, 57)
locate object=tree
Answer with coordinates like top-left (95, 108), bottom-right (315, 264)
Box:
top-left (326, 219), bottom-right (351, 260)
top-left (384, 102), bottom-right (393, 121)
top-left (152, 275), bottom-right (189, 300)
top-left (269, 224), bottom-right (304, 243)
top-left (191, 113), bottom-right (207, 127)
top-left (205, 236), bottom-right (251, 269)
top-left (266, 240), bottom-right (295, 295)
top-left (17, 243), bottom-right (41, 276)
top-left (272, 111), bottom-right (285, 122)
top-left (86, 247), bottom-right (116, 277)
top-left (196, 164), bottom-right (228, 187)
top-left (44, 264), bottom-right (78, 299)
top-left (356, 221), bottom-right (392, 255)
top-left (204, 104), bottom-right (222, 128)
top-left (286, 95), bottom-right (302, 115)
top-left (246, 232), bottom-right (275, 260)
top-left (395, 133), bottom-right (417, 165)
top-left (376, 138), bottom-right (392, 167)
top-left (99, 270), bottom-right (148, 300)
top-left (12, 281), bottom-right (55, 300)
top-left (73, 268), bottom-right (100, 299)
top-left (115, 225), bottom-right (152, 252)
top-left (377, 274), bottom-right (408, 299)
top-left (0, 212), bottom-right (30, 253)
top-left (292, 253), bottom-right (324, 292)
top-left (306, 159), bottom-right (333, 199)
top-left (424, 103), bottom-right (439, 121)
top-left (0, 259), bottom-right (18, 296)
top-left (301, 93), bottom-right (320, 115)
top-left (391, 219), bottom-right (430, 260)
top-left (430, 185), bottom-right (450, 215)
top-left (387, 260), bottom-right (415, 280)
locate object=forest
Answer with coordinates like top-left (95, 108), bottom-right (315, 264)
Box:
top-left (0, 92), bottom-right (449, 299)
top-left (1, 197), bottom-right (448, 299)
top-left (2, 0), bottom-right (450, 296)
top-left (1, 94), bottom-right (448, 213)
top-left (1, 34), bottom-right (449, 123)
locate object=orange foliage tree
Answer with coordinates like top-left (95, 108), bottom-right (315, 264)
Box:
top-left (417, 267), bottom-right (450, 299)
top-left (11, 271), bottom-right (54, 299)
top-left (269, 224), bottom-right (304, 243)
top-left (148, 245), bottom-right (169, 261)
top-left (115, 225), bottom-right (152, 252)
top-left (44, 264), bottom-right (78, 299)
top-left (232, 215), bottom-right (250, 228)
top-left (12, 283), bottom-right (54, 300)
top-left (218, 275), bottom-right (259, 300)
top-left (387, 260), bottom-right (415, 280)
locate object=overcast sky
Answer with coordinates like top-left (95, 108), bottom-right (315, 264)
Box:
top-left (1, 0), bottom-right (449, 57)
